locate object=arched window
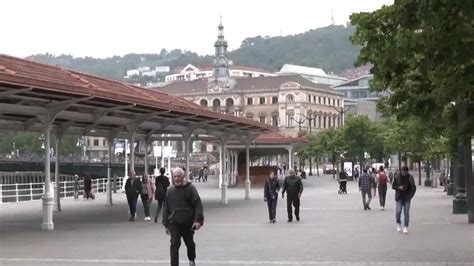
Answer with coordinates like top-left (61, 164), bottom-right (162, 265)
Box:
top-left (286, 94), bottom-right (294, 102)
top-left (199, 99), bottom-right (208, 107)
top-left (212, 99), bottom-right (221, 112)
top-left (225, 98), bottom-right (234, 114)
top-left (333, 116), bottom-right (337, 128)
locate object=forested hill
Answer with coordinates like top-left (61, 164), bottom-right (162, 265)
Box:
top-left (26, 24), bottom-right (359, 81)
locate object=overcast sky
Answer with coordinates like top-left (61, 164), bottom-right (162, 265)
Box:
top-left (1, 0), bottom-right (393, 58)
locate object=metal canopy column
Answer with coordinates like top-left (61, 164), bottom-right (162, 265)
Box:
top-left (54, 134), bottom-right (62, 212)
top-left (42, 122), bottom-right (54, 230)
top-left (244, 136), bottom-right (253, 200)
top-left (234, 151), bottom-right (238, 186)
top-left (287, 145), bottom-right (294, 171)
top-left (220, 135), bottom-right (229, 204)
top-left (106, 131), bottom-right (118, 206)
top-left (128, 127), bottom-right (137, 174)
top-left (219, 145), bottom-right (223, 188)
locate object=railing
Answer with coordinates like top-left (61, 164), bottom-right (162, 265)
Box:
top-left (0, 177), bottom-right (124, 203)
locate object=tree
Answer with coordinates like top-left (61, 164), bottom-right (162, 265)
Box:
top-left (351, 1), bottom-right (474, 221)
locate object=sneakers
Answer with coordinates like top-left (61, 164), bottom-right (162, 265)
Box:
top-left (367, 206), bottom-right (371, 210)
top-left (154, 217), bottom-right (158, 223)
top-left (402, 226), bottom-right (408, 234)
top-left (296, 216), bottom-right (300, 222)
top-left (189, 260), bottom-right (196, 266)
top-left (287, 219), bottom-right (293, 223)
top-left (396, 224), bottom-right (402, 232)
top-left (381, 206), bottom-right (385, 211)
top-left (129, 217), bottom-right (135, 222)
top-left (144, 217), bottom-right (151, 221)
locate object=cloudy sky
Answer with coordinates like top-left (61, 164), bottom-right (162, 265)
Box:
top-left (1, 0), bottom-right (393, 58)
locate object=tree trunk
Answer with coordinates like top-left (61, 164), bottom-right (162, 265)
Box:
top-left (333, 160), bottom-right (336, 179)
top-left (418, 161), bottom-right (422, 186)
top-left (398, 151), bottom-right (402, 170)
top-left (463, 137), bottom-right (474, 223)
top-left (316, 160), bottom-right (320, 177)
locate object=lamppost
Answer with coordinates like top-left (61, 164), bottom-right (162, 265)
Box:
top-left (290, 117), bottom-right (305, 134)
top-left (331, 105), bottom-right (353, 127)
top-left (299, 111), bottom-right (317, 175)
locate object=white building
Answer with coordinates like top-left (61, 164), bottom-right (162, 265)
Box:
top-left (142, 70), bottom-right (157, 77)
top-left (165, 64), bottom-right (274, 82)
top-left (126, 69), bottom-right (140, 77)
top-left (155, 66), bottom-right (170, 73)
top-left (277, 64), bottom-right (347, 86)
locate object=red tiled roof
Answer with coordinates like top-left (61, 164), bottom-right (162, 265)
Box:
top-left (0, 54), bottom-right (273, 131)
top-left (254, 132), bottom-right (307, 144)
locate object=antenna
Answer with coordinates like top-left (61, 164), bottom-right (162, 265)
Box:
top-left (331, 9), bottom-right (335, 25)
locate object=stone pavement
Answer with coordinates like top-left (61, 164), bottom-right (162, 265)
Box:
top-left (0, 174), bottom-right (473, 266)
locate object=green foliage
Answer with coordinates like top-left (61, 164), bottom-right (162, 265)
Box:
top-left (26, 25), bottom-right (359, 84)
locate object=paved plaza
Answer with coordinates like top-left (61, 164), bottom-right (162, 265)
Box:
top-left (0, 174), bottom-right (473, 266)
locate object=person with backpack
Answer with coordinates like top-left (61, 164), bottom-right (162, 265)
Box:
top-left (264, 171), bottom-right (280, 223)
top-left (154, 167), bottom-right (171, 223)
top-left (377, 166), bottom-right (389, 210)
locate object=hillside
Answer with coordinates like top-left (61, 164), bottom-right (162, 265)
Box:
top-left (26, 25), bottom-right (359, 84)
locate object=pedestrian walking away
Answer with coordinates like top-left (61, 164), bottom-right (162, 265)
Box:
top-left (392, 166), bottom-right (416, 234)
top-left (359, 167), bottom-right (375, 210)
top-left (125, 171), bottom-right (142, 221)
top-left (264, 171), bottom-right (280, 223)
top-left (377, 166), bottom-right (389, 210)
top-left (163, 167), bottom-right (204, 266)
top-left (338, 169), bottom-right (348, 194)
top-left (83, 174), bottom-right (92, 200)
top-left (73, 174), bottom-right (80, 200)
top-left (140, 173), bottom-right (155, 221)
top-left (154, 167), bottom-right (171, 223)
top-left (281, 169), bottom-right (303, 222)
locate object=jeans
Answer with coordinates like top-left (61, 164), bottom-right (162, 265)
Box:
top-left (170, 223), bottom-right (196, 266)
top-left (266, 197), bottom-right (278, 221)
top-left (396, 200), bottom-right (411, 227)
top-left (140, 194), bottom-right (150, 217)
top-left (378, 184), bottom-right (387, 207)
top-left (126, 195), bottom-right (138, 218)
top-left (286, 195), bottom-right (300, 220)
top-left (361, 189), bottom-right (372, 208)
top-left (155, 196), bottom-right (165, 221)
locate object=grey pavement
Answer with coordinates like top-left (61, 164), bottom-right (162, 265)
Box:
top-left (0, 174), bottom-right (473, 266)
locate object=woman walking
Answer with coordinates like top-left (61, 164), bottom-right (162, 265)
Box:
top-left (377, 166), bottom-right (389, 210)
top-left (140, 174), bottom-right (154, 221)
top-left (264, 171), bottom-right (280, 223)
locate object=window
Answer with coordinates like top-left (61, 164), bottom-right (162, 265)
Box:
top-left (328, 117), bottom-right (332, 128)
top-left (259, 116), bottom-right (266, 124)
top-left (259, 97), bottom-right (266, 105)
top-left (333, 116), bottom-right (337, 127)
top-left (272, 96), bottom-right (278, 104)
top-left (212, 99), bottom-right (221, 112)
top-left (200, 99), bottom-right (208, 107)
top-left (318, 97), bottom-right (321, 104)
top-left (308, 95), bottom-right (311, 102)
top-left (337, 99), bottom-right (340, 106)
top-left (313, 95), bottom-right (317, 103)
top-left (247, 97), bottom-right (253, 105)
top-left (323, 116), bottom-right (327, 128)
top-left (93, 139), bottom-right (99, 146)
top-left (318, 116), bottom-right (322, 129)
top-left (87, 139), bottom-right (90, 146)
top-left (286, 94), bottom-right (294, 102)
top-left (103, 139), bottom-right (106, 146)
top-left (272, 115), bottom-right (279, 127)
top-left (287, 114), bottom-right (294, 127)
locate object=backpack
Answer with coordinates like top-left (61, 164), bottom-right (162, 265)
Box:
top-left (379, 172), bottom-right (388, 186)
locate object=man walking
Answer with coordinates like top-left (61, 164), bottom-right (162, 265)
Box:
top-left (392, 166), bottom-right (416, 234)
top-left (163, 167), bottom-right (204, 266)
top-left (154, 167), bottom-right (170, 223)
top-left (281, 169), bottom-right (303, 222)
top-left (125, 171), bottom-right (142, 221)
top-left (359, 167), bottom-right (375, 210)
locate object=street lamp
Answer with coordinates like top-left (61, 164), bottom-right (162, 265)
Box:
top-left (331, 105), bottom-right (353, 127)
top-left (290, 117), bottom-right (305, 134)
top-left (298, 112), bottom-right (317, 176)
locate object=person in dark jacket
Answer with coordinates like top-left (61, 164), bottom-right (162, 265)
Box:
top-left (125, 171), bottom-right (142, 221)
top-left (163, 167), bottom-right (204, 266)
top-left (281, 169), bottom-right (303, 222)
top-left (154, 167), bottom-right (171, 223)
top-left (359, 167), bottom-right (375, 210)
top-left (83, 174), bottom-right (92, 200)
top-left (392, 166), bottom-right (416, 234)
top-left (338, 169), bottom-right (348, 194)
top-left (264, 171), bottom-right (280, 223)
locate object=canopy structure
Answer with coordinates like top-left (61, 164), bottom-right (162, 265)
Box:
top-left (0, 54), bottom-right (273, 230)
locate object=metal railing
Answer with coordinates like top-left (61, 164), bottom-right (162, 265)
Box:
top-left (0, 177), bottom-right (124, 203)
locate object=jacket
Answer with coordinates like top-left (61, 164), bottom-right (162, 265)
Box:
top-left (155, 174), bottom-right (171, 200)
top-left (392, 174), bottom-right (416, 202)
top-left (125, 177), bottom-right (142, 198)
top-left (140, 176), bottom-right (155, 200)
top-left (282, 175), bottom-right (303, 196)
top-left (359, 173), bottom-right (375, 191)
top-left (162, 182), bottom-right (204, 227)
top-left (264, 177), bottom-right (280, 200)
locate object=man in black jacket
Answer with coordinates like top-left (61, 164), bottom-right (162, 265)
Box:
top-left (154, 167), bottom-right (171, 223)
top-left (125, 171), bottom-right (142, 221)
top-left (392, 166), bottom-right (416, 234)
top-left (282, 169), bottom-right (303, 222)
top-left (163, 167), bottom-right (204, 266)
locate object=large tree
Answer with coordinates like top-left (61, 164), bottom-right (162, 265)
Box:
top-left (351, 0), bottom-right (474, 221)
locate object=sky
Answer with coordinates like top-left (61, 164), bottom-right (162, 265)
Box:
top-left (0, 0), bottom-right (393, 58)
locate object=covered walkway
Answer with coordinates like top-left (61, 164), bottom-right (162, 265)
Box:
top-left (0, 54), bottom-right (272, 230)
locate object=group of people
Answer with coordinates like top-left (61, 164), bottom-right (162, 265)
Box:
top-left (190, 166), bottom-right (209, 183)
top-left (358, 165), bottom-right (416, 233)
top-left (72, 174), bottom-right (94, 200)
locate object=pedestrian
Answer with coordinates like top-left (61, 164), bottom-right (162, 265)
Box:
top-left (300, 169), bottom-right (306, 179)
top-left (73, 174), bottom-right (80, 200)
top-left (140, 173), bottom-right (154, 221)
top-left (359, 167), bottom-right (375, 210)
top-left (163, 167), bottom-right (204, 266)
top-left (392, 166), bottom-right (416, 234)
top-left (264, 171), bottom-right (280, 223)
top-left (377, 166), bottom-right (388, 210)
top-left (125, 171), bottom-right (142, 221)
top-left (203, 166), bottom-right (208, 182)
top-left (154, 167), bottom-right (171, 223)
top-left (338, 168), bottom-right (348, 194)
top-left (83, 174), bottom-right (92, 200)
top-left (281, 169), bottom-right (303, 222)
top-left (198, 168), bottom-right (203, 183)
top-left (354, 167), bottom-right (359, 181)
top-left (371, 167), bottom-right (378, 197)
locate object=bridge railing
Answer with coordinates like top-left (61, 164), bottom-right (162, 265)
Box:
top-left (0, 177), bottom-right (124, 203)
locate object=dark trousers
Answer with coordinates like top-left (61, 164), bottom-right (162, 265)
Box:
top-left (361, 189), bottom-right (372, 209)
top-left (286, 195), bottom-right (300, 220)
top-left (155, 197), bottom-right (165, 220)
top-left (378, 184), bottom-right (387, 207)
top-left (170, 223), bottom-right (196, 266)
top-left (266, 197), bottom-right (278, 221)
top-left (127, 195), bottom-right (138, 218)
top-left (339, 180), bottom-right (347, 193)
top-left (84, 188), bottom-right (92, 199)
top-left (140, 194), bottom-right (150, 217)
